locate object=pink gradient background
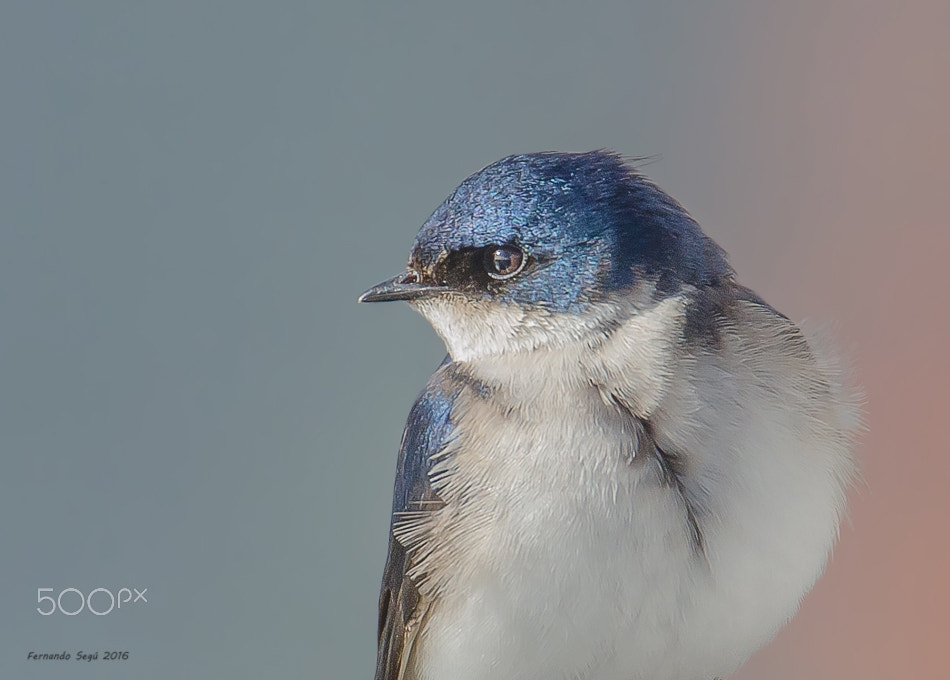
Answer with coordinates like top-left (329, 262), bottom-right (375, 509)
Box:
top-left (728, 3), bottom-right (950, 678)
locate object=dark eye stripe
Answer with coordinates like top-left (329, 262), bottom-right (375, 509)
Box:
top-left (422, 245), bottom-right (532, 294)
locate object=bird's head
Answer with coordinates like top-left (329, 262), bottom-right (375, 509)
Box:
top-left (360, 151), bottom-right (731, 362)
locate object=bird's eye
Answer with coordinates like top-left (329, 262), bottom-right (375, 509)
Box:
top-left (484, 245), bottom-right (525, 280)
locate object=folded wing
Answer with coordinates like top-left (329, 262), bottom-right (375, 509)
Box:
top-left (375, 360), bottom-right (455, 680)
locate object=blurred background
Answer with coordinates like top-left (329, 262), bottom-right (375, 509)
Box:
top-left (1, 2), bottom-right (947, 678)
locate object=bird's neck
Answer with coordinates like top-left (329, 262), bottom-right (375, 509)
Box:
top-left (445, 293), bottom-right (691, 418)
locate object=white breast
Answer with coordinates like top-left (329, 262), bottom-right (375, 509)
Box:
top-left (405, 294), bottom-right (857, 680)
top-left (413, 377), bottom-right (699, 680)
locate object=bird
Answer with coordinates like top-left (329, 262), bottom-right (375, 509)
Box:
top-left (359, 150), bottom-right (858, 680)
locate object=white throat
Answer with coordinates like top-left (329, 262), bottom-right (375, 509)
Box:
top-left (412, 294), bottom-right (689, 414)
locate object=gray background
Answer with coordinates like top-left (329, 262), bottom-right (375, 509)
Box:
top-left (3, 2), bottom-right (948, 679)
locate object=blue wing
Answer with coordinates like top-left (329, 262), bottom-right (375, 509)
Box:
top-left (375, 358), bottom-right (456, 680)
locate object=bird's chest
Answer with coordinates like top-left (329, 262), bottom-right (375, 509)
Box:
top-left (412, 380), bottom-right (695, 680)
top-left (449, 392), bottom-right (643, 536)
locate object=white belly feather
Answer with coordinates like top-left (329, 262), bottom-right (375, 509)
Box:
top-left (406, 294), bottom-right (857, 680)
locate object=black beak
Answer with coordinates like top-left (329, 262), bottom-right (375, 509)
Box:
top-left (358, 271), bottom-right (449, 303)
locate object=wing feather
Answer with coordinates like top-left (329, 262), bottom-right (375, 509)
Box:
top-left (375, 359), bottom-right (455, 680)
